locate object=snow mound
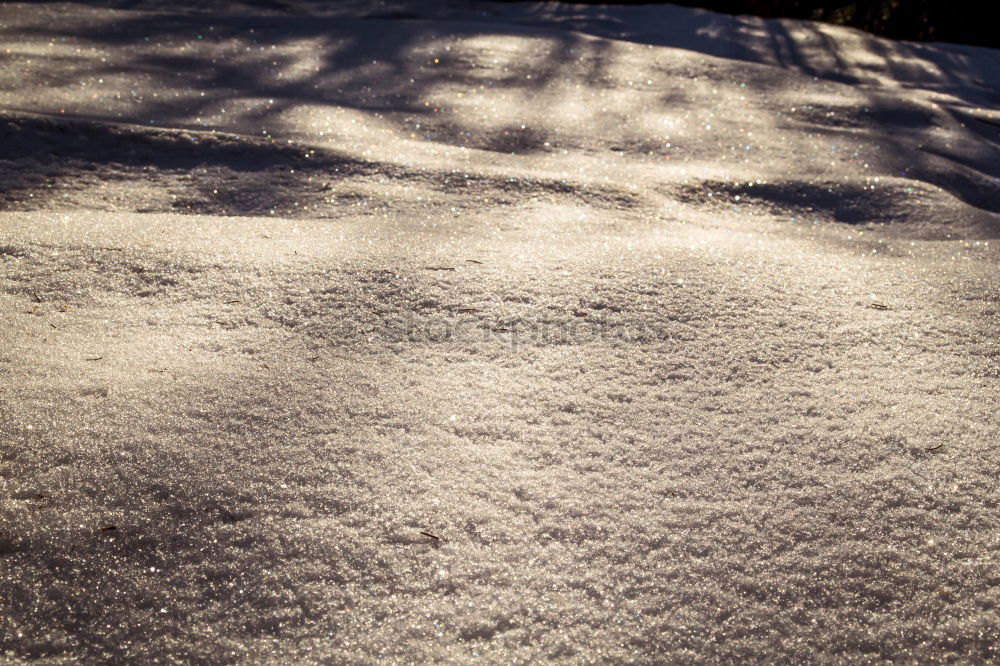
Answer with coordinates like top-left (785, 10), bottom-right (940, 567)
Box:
top-left (1, 1), bottom-right (999, 663)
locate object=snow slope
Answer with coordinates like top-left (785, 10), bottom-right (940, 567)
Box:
top-left (1, 1), bottom-right (998, 663)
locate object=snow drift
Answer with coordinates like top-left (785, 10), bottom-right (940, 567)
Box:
top-left (1, 1), bottom-right (997, 662)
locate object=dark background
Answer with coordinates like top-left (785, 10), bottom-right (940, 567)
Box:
top-left (18, 1), bottom-right (995, 49)
top-left (496, 1), bottom-right (994, 49)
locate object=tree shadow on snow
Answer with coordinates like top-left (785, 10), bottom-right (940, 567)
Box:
top-left (1, 0), bottom-right (998, 220)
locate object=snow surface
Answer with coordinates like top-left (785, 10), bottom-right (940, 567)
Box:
top-left (1, 1), bottom-right (998, 663)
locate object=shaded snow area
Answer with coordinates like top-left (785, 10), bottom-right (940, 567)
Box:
top-left (1, 1), bottom-right (999, 663)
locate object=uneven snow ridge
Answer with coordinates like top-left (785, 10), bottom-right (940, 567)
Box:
top-left (1, 1), bottom-right (998, 663)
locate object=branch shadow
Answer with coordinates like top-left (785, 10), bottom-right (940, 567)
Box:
top-left (1, 0), bottom-right (998, 222)
top-left (0, 3), bottom-right (632, 214)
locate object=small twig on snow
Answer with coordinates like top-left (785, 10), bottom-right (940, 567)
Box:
top-left (972, 116), bottom-right (1000, 130)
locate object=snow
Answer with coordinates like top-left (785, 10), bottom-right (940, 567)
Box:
top-left (1, 1), bottom-right (998, 662)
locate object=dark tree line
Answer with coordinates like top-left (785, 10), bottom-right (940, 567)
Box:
top-left (696, 0), bottom-right (990, 48)
top-left (497, 1), bottom-right (994, 49)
